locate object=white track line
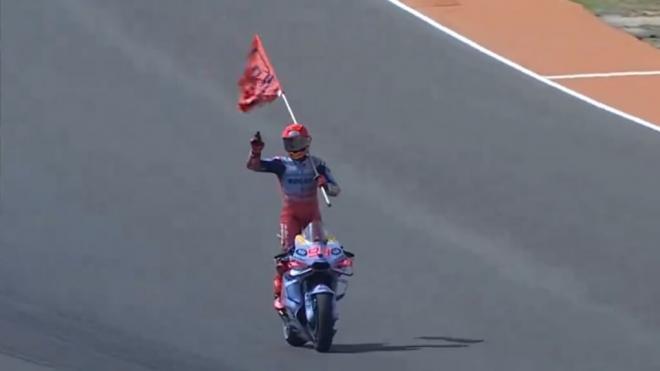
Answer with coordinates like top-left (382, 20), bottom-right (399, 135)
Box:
top-left (546, 71), bottom-right (660, 80)
top-left (387, 0), bottom-right (660, 133)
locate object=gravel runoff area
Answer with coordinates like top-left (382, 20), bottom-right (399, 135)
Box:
top-left (573, 0), bottom-right (660, 48)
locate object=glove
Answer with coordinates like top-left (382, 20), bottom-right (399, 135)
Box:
top-left (250, 131), bottom-right (264, 153)
top-left (315, 174), bottom-right (328, 189)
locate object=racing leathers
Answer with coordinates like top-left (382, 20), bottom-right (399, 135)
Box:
top-left (246, 134), bottom-right (340, 311)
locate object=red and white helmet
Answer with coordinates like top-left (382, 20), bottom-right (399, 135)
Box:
top-left (281, 123), bottom-right (311, 159)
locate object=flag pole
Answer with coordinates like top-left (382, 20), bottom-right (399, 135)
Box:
top-left (278, 90), bottom-right (332, 207)
top-left (279, 91), bottom-right (298, 123)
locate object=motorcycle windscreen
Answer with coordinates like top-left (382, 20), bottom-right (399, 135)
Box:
top-left (301, 222), bottom-right (329, 243)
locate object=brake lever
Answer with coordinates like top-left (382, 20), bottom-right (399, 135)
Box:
top-left (274, 246), bottom-right (295, 261)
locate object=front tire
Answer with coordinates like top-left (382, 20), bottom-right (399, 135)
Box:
top-left (312, 293), bottom-right (335, 352)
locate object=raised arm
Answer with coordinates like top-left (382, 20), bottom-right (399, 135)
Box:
top-left (246, 131), bottom-right (285, 174)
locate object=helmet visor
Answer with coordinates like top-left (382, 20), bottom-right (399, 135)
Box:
top-left (283, 136), bottom-right (310, 152)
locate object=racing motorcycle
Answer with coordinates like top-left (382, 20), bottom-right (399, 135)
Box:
top-left (274, 224), bottom-right (355, 352)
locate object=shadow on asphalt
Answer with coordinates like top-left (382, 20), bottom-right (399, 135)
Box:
top-left (328, 343), bottom-right (466, 353)
top-left (327, 336), bottom-right (484, 353)
top-left (416, 336), bottom-right (485, 344)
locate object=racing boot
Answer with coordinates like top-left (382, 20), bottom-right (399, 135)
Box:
top-left (273, 272), bottom-right (285, 312)
top-left (273, 259), bottom-right (289, 314)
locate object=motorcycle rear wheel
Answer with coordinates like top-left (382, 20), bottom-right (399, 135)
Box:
top-left (283, 324), bottom-right (307, 347)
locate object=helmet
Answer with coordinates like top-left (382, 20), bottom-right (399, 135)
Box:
top-left (281, 123), bottom-right (311, 159)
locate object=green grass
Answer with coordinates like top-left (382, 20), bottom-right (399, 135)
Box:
top-left (571, 0), bottom-right (660, 49)
top-left (572, 0), bottom-right (660, 14)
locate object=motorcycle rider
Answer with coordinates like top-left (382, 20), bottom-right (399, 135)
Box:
top-left (246, 123), bottom-right (340, 311)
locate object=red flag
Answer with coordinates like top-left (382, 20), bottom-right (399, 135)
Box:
top-left (237, 34), bottom-right (283, 112)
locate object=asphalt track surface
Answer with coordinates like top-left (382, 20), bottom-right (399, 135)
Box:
top-left (2, 1), bottom-right (660, 370)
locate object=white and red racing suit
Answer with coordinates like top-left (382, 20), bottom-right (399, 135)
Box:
top-left (246, 152), bottom-right (340, 248)
top-left (246, 149), bottom-right (340, 309)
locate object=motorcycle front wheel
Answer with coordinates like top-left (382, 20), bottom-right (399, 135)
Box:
top-left (312, 293), bottom-right (335, 352)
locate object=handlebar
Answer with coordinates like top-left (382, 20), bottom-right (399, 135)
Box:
top-left (273, 250), bottom-right (292, 260)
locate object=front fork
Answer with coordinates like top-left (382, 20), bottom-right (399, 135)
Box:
top-left (304, 283), bottom-right (339, 326)
top-left (283, 273), bottom-right (340, 332)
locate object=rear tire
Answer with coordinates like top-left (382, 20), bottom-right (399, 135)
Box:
top-left (313, 293), bottom-right (335, 352)
top-left (283, 324), bottom-right (307, 347)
